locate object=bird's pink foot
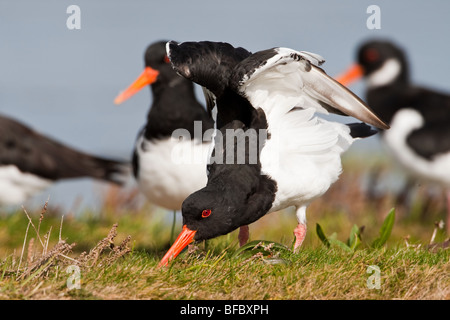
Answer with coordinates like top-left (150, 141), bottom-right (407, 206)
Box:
top-left (238, 225), bottom-right (249, 247)
top-left (293, 223), bottom-right (307, 252)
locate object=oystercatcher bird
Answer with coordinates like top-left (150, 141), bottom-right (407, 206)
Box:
top-left (336, 39), bottom-right (450, 232)
top-left (0, 114), bottom-right (128, 206)
top-left (114, 41), bottom-right (214, 237)
top-left (159, 41), bottom-right (389, 266)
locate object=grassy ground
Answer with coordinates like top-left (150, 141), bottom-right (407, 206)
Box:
top-left (0, 156), bottom-right (449, 300)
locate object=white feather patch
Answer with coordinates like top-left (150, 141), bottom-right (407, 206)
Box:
top-left (260, 107), bottom-right (353, 212)
top-left (0, 165), bottom-right (52, 205)
top-left (367, 58), bottom-right (402, 88)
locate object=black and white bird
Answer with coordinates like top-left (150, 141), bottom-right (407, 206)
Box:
top-left (337, 39), bottom-right (450, 232)
top-left (159, 41), bottom-right (388, 266)
top-left (0, 114), bottom-right (128, 206)
top-left (114, 42), bottom-right (214, 221)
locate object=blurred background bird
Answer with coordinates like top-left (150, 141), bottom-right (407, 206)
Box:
top-left (336, 39), bottom-right (450, 232)
top-left (0, 114), bottom-right (128, 206)
top-left (114, 41), bottom-right (214, 241)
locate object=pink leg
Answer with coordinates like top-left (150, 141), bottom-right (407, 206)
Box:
top-left (238, 225), bottom-right (249, 247)
top-left (293, 223), bottom-right (307, 252)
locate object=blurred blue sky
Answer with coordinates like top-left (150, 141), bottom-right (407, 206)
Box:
top-left (1, 0), bottom-right (450, 211)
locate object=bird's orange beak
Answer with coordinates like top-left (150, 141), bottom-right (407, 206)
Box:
top-left (114, 66), bottom-right (160, 104)
top-left (335, 64), bottom-right (364, 87)
top-left (158, 225), bottom-right (197, 267)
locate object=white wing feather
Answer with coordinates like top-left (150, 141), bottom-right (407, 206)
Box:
top-left (237, 47), bottom-right (387, 130)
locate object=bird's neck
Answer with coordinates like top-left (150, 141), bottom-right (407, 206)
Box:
top-left (367, 58), bottom-right (410, 90)
top-left (144, 80), bottom-right (212, 141)
top-left (366, 82), bottom-right (410, 126)
top-left (215, 89), bottom-right (254, 129)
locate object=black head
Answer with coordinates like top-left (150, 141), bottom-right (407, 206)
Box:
top-left (144, 41), bottom-right (170, 66)
top-left (157, 184), bottom-right (246, 267)
top-left (114, 40), bottom-right (184, 104)
top-left (357, 40), bottom-right (409, 82)
top-left (181, 188), bottom-right (239, 241)
top-left (143, 41), bottom-right (180, 84)
top-left (158, 163), bottom-right (277, 267)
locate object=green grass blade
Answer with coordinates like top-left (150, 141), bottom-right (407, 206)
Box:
top-left (329, 239), bottom-right (353, 253)
top-left (348, 224), bottom-right (361, 250)
top-left (316, 223), bottom-right (330, 247)
top-left (371, 208), bottom-right (396, 248)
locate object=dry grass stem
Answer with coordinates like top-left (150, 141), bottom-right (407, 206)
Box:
top-left (17, 221), bottom-right (31, 277)
top-left (59, 215), bottom-right (64, 242)
top-left (21, 206), bottom-right (44, 248)
top-left (37, 197), bottom-right (49, 235)
top-left (27, 238), bottom-right (35, 266)
top-left (76, 223), bottom-right (132, 268)
top-left (7, 204), bottom-right (132, 286)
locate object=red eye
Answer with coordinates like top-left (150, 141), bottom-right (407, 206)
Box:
top-left (164, 55), bottom-right (171, 63)
top-left (201, 209), bottom-right (212, 218)
top-left (364, 49), bottom-right (379, 62)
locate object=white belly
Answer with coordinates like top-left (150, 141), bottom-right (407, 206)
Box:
top-left (0, 165), bottom-right (52, 205)
top-left (135, 136), bottom-right (210, 210)
top-left (260, 108), bottom-right (354, 212)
